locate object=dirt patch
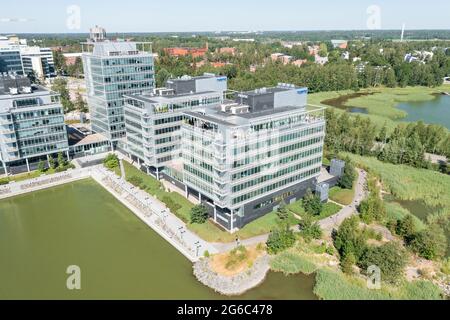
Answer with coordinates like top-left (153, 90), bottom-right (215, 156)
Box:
top-left (209, 245), bottom-right (265, 277)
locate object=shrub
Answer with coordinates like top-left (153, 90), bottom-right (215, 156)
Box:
top-left (103, 153), bottom-right (119, 169)
top-left (395, 215), bottom-right (416, 243)
top-left (57, 152), bottom-right (66, 168)
top-left (409, 226), bottom-right (447, 260)
top-left (225, 246), bottom-right (248, 270)
top-left (203, 250), bottom-right (210, 258)
top-left (48, 155), bottom-right (56, 169)
top-left (266, 227), bottom-right (296, 255)
top-left (299, 214), bottom-right (323, 241)
top-left (38, 160), bottom-right (46, 173)
top-left (190, 204), bottom-right (209, 224)
top-left (358, 242), bottom-right (408, 284)
top-left (162, 195), bottom-right (182, 214)
top-left (0, 179), bottom-right (9, 185)
top-left (127, 175), bottom-right (144, 188)
top-left (333, 216), bottom-right (367, 262)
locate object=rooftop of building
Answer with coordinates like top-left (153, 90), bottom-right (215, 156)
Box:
top-left (184, 105), bottom-right (313, 127)
top-left (0, 74), bottom-right (48, 97)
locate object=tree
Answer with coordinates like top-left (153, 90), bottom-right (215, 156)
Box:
top-left (190, 205), bottom-right (209, 224)
top-left (395, 215), bottom-right (416, 243)
top-left (302, 189), bottom-right (323, 216)
top-left (276, 201), bottom-right (289, 221)
top-left (103, 153), bottom-right (119, 169)
top-left (340, 252), bottom-right (356, 275)
top-left (156, 68), bottom-right (171, 87)
top-left (51, 78), bottom-right (74, 113)
top-left (338, 159), bottom-right (357, 190)
top-left (75, 92), bottom-right (88, 113)
top-left (57, 152), bottom-right (66, 168)
top-left (409, 226), bottom-right (447, 260)
top-left (266, 227), bottom-right (296, 254)
top-left (358, 242), bottom-right (408, 284)
top-left (298, 214), bottom-right (322, 241)
top-left (52, 50), bottom-right (66, 74)
top-left (48, 154), bottom-right (56, 169)
top-left (333, 216), bottom-right (367, 262)
top-left (38, 160), bottom-right (46, 173)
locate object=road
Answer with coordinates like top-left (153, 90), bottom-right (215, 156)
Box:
top-left (318, 168), bottom-right (368, 235)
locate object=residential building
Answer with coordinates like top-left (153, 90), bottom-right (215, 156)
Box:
top-left (315, 55), bottom-right (329, 65)
top-left (216, 47), bottom-right (236, 55)
top-left (82, 39), bottom-right (155, 141)
top-left (0, 75), bottom-right (68, 174)
top-left (164, 44), bottom-right (208, 58)
top-left (181, 84), bottom-right (325, 231)
top-left (331, 40), bottom-right (348, 49)
top-left (293, 59), bottom-right (307, 67)
top-left (123, 73), bottom-right (227, 178)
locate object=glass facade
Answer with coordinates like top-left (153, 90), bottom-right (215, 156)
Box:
top-left (0, 89), bottom-right (68, 164)
top-left (83, 42), bottom-right (155, 141)
top-left (0, 50), bottom-right (24, 75)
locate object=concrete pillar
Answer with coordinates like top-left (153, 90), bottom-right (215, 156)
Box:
top-left (66, 150), bottom-right (70, 161)
top-left (199, 192), bottom-right (202, 204)
top-left (185, 185), bottom-right (188, 198)
top-left (146, 166), bottom-right (150, 175)
top-left (46, 154), bottom-right (50, 167)
top-left (137, 158), bottom-right (140, 166)
top-left (2, 161), bottom-right (7, 175)
top-left (25, 158), bottom-right (30, 172)
top-left (213, 205), bottom-right (217, 222)
top-left (156, 167), bottom-right (160, 180)
top-left (230, 210), bottom-right (234, 231)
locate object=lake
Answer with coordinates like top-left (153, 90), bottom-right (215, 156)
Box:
top-left (396, 94), bottom-right (450, 130)
top-left (0, 179), bottom-right (316, 300)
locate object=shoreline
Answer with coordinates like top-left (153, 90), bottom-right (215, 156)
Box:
top-left (193, 255), bottom-right (271, 296)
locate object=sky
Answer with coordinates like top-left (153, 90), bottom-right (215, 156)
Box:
top-left (1, 0), bottom-right (450, 33)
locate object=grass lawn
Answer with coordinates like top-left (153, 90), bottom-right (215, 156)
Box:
top-left (329, 186), bottom-right (355, 206)
top-left (0, 167), bottom-right (66, 184)
top-left (119, 160), bottom-right (301, 243)
top-left (287, 199), bottom-right (342, 220)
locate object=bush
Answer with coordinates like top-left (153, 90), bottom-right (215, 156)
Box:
top-left (333, 216), bottom-right (367, 262)
top-left (225, 246), bottom-right (248, 270)
top-left (395, 215), bottom-right (416, 243)
top-left (190, 204), bottom-right (209, 224)
top-left (266, 227), bottom-right (296, 255)
top-left (0, 179), bottom-right (9, 185)
top-left (103, 153), bottom-right (119, 169)
top-left (48, 155), bottom-right (56, 169)
top-left (358, 242), bottom-right (408, 284)
top-left (162, 195), bottom-right (182, 214)
top-left (127, 175), bottom-right (144, 188)
top-left (38, 160), bottom-right (46, 173)
top-left (203, 250), bottom-right (210, 258)
top-left (409, 226), bottom-right (447, 260)
top-left (299, 214), bottom-right (323, 241)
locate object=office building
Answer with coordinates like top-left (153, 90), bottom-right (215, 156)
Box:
top-left (82, 39), bottom-right (155, 141)
top-left (123, 73), bottom-right (227, 178)
top-left (181, 84), bottom-right (325, 231)
top-left (0, 36), bottom-right (24, 75)
top-left (20, 46), bottom-right (56, 79)
top-left (0, 75), bottom-right (68, 174)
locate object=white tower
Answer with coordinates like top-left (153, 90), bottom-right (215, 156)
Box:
top-left (401, 23), bottom-right (405, 42)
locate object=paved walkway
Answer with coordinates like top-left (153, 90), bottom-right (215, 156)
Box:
top-left (318, 168), bottom-right (368, 235)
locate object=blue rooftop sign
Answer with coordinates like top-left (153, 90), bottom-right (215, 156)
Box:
top-left (297, 88), bottom-right (308, 95)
